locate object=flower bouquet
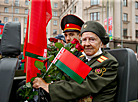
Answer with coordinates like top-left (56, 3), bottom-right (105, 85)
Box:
top-left (18, 38), bottom-right (84, 101)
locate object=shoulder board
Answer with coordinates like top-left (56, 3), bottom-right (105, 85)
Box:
top-left (97, 55), bottom-right (108, 63)
top-left (79, 54), bottom-right (85, 58)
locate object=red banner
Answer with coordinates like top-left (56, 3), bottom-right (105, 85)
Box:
top-left (23, 0), bottom-right (52, 82)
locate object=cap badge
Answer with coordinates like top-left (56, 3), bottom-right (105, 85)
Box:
top-left (83, 24), bottom-right (87, 29)
top-left (67, 24), bottom-right (69, 27)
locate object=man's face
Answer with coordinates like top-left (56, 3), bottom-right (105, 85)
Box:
top-left (64, 32), bottom-right (81, 44)
top-left (58, 39), bottom-right (64, 45)
top-left (82, 32), bottom-right (102, 56)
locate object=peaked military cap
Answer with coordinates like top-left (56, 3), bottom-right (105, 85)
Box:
top-left (81, 21), bottom-right (109, 45)
top-left (55, 34), bottom-right (66, 43)
top-left (61, 14), bottom-right (84, 33)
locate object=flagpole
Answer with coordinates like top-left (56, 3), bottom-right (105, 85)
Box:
top-left (42, 62), bottom-right (53, 79)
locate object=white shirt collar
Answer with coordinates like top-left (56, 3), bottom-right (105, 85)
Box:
top-left (82, 48), bottom-right (103, 61)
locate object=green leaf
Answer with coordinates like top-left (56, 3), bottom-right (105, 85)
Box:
top-left (30, 77), bottom-right (36, 82)
top-left (37, 73), bottom-right (41, 77)
top-left (48, 55), bottom-right (54, 62)
top-left (41, 68), bottom-right (46, 73)
top-left (31, 91), bottom-right (38, 95)
top-left (22, 85), bottom-right (27, 88)
top-left (44, 76), bottom-right (52, 83)
top-left (56, 72), bottom-right (62, 80)
top-left (37, 57), bottom-right (47, 60)
top-left (27, 91), bottom-right (38, 101)
top-left (34, 61), bottom-right (44, 70)
top-left (38, 55), bottom-right (54, 61)
top-left (61, 75), bottom-right (65, 80)
top-left (64, 43), bottom-right (71, 51)
top-left (26, 82), bottom-right (32, 88)
top-left (55, 42), bottom-right (64, 50)
top-left (47, 68), bottom-right (55, 75)
top-left (27, 95), bottom-right (34, 101)
top-left (65, 43), bottom-right (71, 47)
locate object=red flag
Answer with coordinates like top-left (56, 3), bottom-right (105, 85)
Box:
top-left (23, 0), bottom-right (52, 82)
top-left (52, 47), bottom-right (92, 84)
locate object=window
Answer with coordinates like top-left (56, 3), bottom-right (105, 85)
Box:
top-left (123, 13), bottom-right (128, 21)
top-left (123, 0), bottom-right (127, 6)
top-left (46, 29), bottom-right (48, 34)
top-left (25, 9), bottom-right (28, 14)
top-left (136, 2), bottom-right (138, 9)
top-left (15, 9), bottom-right (19, 13)
top-left (70, 10), bottom-right (72, 14)
top-left (5, 0), bottom-right (9, 3)
top-left (54, 3), bottom-right (58, 8)
top-left (53, 20), bottom-right (57, 25)
top-left (91, 0), bottom-right (99, 6)
top-left (14, 18), bottom-right (18, 21)
top-left (53, 29), bottom-right (57, 34)
top-left (136, 15), bottom-right (138, 23)
top-left (25, 18), bottom-right (27, 24)
top-left (15, 0), bottom-right (19, 6)
top-left (24, 28), bottom-right (26, 34)
top-left (123, 28), bottom-right (127, 37)
top-left (136, 30), bottom-right (138, 38)
top-left (4, 7), bottom-right (9, 13)
top-left (53, 11), bottom-right (57, 16)
top-left (90, 12), bottom-right (100, 21)
top-left (74, 6), bottom-right (76, 13)
top-left (4, 17), bottom-right (8, 22)
top-left (25, 0), bottom-right (29, 5)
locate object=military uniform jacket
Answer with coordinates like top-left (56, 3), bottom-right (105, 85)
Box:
top-left (49, 50), bottom-right (118, 102)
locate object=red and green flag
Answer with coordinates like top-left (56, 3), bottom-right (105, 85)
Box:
top-left (52, 47), bottom-right (92, 84)
top-left (22, 0), bottom-right (52, 82)
top-left (0, 23), bottom-right (4, 39)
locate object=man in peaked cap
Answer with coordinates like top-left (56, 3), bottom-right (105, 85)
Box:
top-left (33, 21), bottom-right (118, 102)
top-left (61, 14), bottom-right (84, 44)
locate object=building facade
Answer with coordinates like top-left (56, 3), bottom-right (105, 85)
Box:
top-left (49, 0), bottom-right (138, 53)
top-left (0, 0), bottom-right (29, 44)
top-left (0, 0), bottom-right (138, 53)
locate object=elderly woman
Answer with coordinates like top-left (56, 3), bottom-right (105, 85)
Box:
top-left (33, 21), bottom-right (118, 102)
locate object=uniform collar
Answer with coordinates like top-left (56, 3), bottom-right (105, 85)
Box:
top-left (82, 48), bottom-right (103, 61)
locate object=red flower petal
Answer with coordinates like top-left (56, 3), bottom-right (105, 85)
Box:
top-left (49, 38), bottom-right (55, 42)
top-left (75, 43), bottom-right (84, 52)
top-left (71, 38), bottom-right (79, 44)
top-left (54, 38), bottom-right (58, 43)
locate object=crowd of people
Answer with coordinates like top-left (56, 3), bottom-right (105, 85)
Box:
top-left (32, 14), bottom-right (119, 102)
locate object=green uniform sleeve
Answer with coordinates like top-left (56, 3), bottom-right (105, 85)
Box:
top-left (49, 54), bottom-right (118, 102)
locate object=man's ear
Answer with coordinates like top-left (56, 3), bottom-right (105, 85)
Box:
top-left (101, 43), bottom-right (104, 48)
top-left (79, 33), bottom-right (81, 40)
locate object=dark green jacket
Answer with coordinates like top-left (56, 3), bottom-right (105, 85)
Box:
top-left (49, 50), bottom-right (118, 102)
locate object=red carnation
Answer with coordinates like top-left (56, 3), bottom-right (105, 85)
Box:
top-left (71, 38), bottom-right (79, 44)
top-left (54, 38), bottom-right (58, 43)
top-left (49, 38), bottom-right (55, 42)
top-left (75, 43), bottom-right (84, 52)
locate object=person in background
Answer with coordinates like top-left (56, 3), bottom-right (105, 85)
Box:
top-left (61, 14), bottom-right (84, 57)
top-left (61, 14), bottom-right (84, 44)
top-left (55, 34), bottom-right (66, 46)
top-left (33, 21), bottom-right (118, 102)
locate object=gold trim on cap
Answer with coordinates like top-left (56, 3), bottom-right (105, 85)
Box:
top-left (84, 24), bottom-right (87, 28)
top-left (67, 24), bottom-right (69, 27)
